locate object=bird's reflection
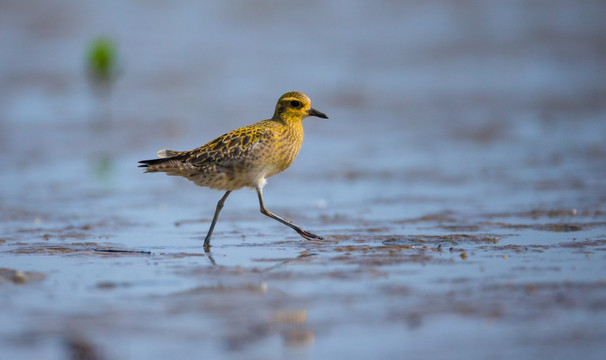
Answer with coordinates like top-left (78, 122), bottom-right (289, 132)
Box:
top-left (204, 246), bottom-right (217, 266)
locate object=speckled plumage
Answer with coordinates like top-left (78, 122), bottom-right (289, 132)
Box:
top-left (139, 91), bottom-right (328, 249)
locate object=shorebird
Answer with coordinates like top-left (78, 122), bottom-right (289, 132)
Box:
top-left (139, 91), bottom-right (328, 250)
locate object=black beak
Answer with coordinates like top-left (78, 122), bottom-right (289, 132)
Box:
top-left (307, 107), bottom-right (328, 119)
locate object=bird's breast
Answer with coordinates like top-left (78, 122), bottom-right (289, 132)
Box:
top-left (272, 129), bottom-right (303, 172)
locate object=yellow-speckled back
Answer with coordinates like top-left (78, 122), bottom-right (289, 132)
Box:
top-left (140, 91), bottom-right (327, 191)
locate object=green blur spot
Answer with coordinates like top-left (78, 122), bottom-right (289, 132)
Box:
top-left (87, 37), bottom-right (119, 84)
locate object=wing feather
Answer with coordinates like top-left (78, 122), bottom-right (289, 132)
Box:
top-left (138, 121), bottom-right (278, 173)
top-left (187, 125), bottom-right (276, 166)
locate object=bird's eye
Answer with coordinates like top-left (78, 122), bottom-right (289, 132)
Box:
top-left (290, 100), bottom-right (300, 107)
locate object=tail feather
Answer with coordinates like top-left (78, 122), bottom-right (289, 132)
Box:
top-left (138, 158), bottom-right (169, 168)
top-left (157, 149), bottom-right (181, 158)
top-left (139, 148), bottom-right (186, 172)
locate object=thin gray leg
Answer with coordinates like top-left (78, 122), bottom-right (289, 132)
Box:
top-left (203, 191), bottom-right (231, 250)
top-left (256, 186), bottom-right (323, 241)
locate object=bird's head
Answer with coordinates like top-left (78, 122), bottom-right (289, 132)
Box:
top-left (273, 91), bottom-right (328, 123)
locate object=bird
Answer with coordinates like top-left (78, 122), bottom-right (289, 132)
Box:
top-left (138, 91), bottom-right (328, 250)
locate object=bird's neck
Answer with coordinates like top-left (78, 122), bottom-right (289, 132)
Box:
top-left (285, 118), bottom-right (305, 139)
top-left (272, 116), bottom-right (303, 134)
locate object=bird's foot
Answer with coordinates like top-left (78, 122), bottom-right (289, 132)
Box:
top-left (296, 228), bottom-right (324, 241)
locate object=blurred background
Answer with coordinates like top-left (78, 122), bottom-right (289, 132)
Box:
top-left (1, 0), bottom-right (605, 359)
top-left (2, 0), bottom-right (604, 213)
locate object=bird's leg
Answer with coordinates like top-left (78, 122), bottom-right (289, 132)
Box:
top-left (203, 191), bottom-right (231, 250)
top-left (255, 186), bottom-right (324, 241)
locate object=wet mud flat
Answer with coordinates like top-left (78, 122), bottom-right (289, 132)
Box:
top-left (2, 205), bottom-right (606, 359)
top-left (2, 0), bottom-right (606, 359)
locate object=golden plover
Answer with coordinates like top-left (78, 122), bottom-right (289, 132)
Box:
top-left (139, 91), bottom-right (328, 250)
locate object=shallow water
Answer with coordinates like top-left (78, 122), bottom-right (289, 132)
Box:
top-left (2, 1), bottom-right (606, 359)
